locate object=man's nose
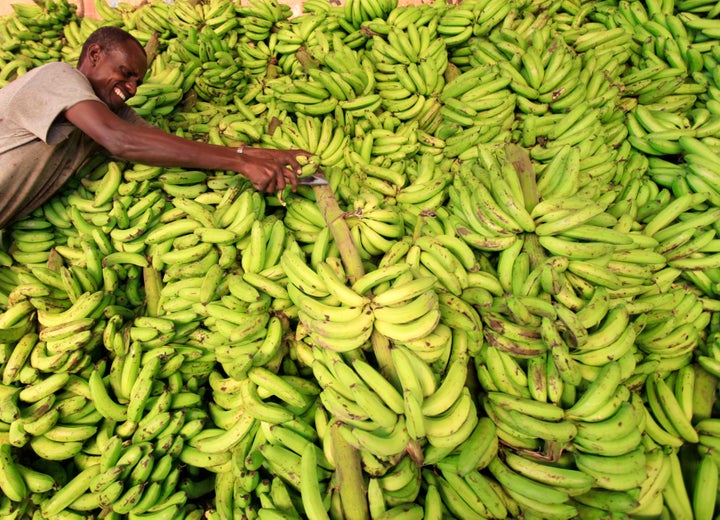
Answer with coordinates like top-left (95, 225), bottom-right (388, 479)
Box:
top-left (126, 80), bottom-right (138, 97)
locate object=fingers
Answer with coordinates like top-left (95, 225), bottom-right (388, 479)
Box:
top-left (254, 172), bottom-right (275, 194)
top-left (269, 166), bottom-right (296, 194)
top-left (255, 179), bottom-right (272, 193)
top-left (287, 168), bottom-right (299, 193)
top-left (274, 171), bottom-right (286, 193)
top-left (247, 152), bottom-right (307, 193)
top-left (288, 150), bottom-right (312, 168)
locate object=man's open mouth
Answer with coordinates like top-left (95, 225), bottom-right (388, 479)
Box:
top-left (114, 87), bottom-right (126, 101)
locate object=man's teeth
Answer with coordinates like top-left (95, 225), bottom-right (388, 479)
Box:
top-left (114, 87), bottom-right (126, 100)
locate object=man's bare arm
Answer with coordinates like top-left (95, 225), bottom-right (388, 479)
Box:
top-left (65, 99), bottom-right (305, 192)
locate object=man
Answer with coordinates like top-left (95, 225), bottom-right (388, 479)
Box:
top-left (0, 26), bottom-right (309, 230)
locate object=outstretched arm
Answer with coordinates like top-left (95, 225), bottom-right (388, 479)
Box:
top-left (65, 99), bottom-right (307, 193)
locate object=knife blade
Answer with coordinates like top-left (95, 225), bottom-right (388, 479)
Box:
top-left (297, 174), bottom-right (329, 185)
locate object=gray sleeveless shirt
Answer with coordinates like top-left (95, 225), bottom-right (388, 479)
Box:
top-left (0, 61), bottom-right (143, 229)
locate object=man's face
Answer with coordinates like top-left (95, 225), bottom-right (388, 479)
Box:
top-left (85, 40), bottom-right (147, 112)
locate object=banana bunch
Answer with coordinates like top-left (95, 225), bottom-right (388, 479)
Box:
top-left (642, 370), bottom-right (701, 450)
top-left (43, 430), bottom-right (188, 517)
top-left (274, 11), bottom-right (326, 55)
top-left (1, 369), bottom-right (99, 457)
top-left (207, 369), bottom-right (309, 433)
top-left (341, 0), bottom-right (397, 30)
top-left (337, 227), bottom-right (476, 351)
top-left (697, 328), bottom-right (720, 380)
top-left (398, 342), bottom-right (479, 453)
top-left (437, 4), bottom-right (484, 48)
top-left (236, 0), bottom-right (292, 41)
top-left (238, 37), bottom-right (279, 82)
top-left (420, 455), bottom-right (505, 519)
top-left (285, 251), bottom-right (373, 352)
top-left (180, 27), bottom-right (245, 105)
top-left (349, 121), bottom-right (421, 167)
top-left (482, 308), bottom-right (547, 364)
top-left (0, 0), bottom-right (74, 86)
top-left (0, 267), bottom-right (17, 308)
top-left (59, 15), bottom-right (103, 63)
top-left (303, 314), bottom-right (479, 460)
top-left (448, 146), bottom-right (535, 245)
top-left (408, 230), bottom-right (481, 300)
top-left (532, 192), bottom-right (621, 252)
top-left (232, 436), bottom-right (331, 519)
top-left (696, 415), bottom-right (720, 467)
top-left (368, 265), bottom-right (441, 345)
top-left (335, 340), bottom-right (476, 459)
top-left (125, 0), bottom-right (175, 39)
top-left (267, 71), bottom-right (340, 117)
top-left (383, 153), bottom-right (448, 212)
top-left (628, 100), bottom-right (703, 159)
top-left (182, 285), bottom-right (275, 369)
top-left (343, 194), bottom-right (405, 259)
top-left (617, 4), bottom-right (708, 74)
top-left (485, 455), bottom-right (579, 519)
top-left (572, 446), bottom-right (670, 517)
top-left (499, 449), bottom-right (593, 504)
top-left (5, 218), bottom-right (57, 267)
top-left (530, 102), bottom-right (613, 167)
top-left (483, 386), bottom-right (578, 455)
top-left (678, 135), bottom-right (720, 211)
top-left (74, 383), bottom-right (206, 516)
top-left (573, 396), bottom-right (649, 490)
top-left (157, 0), bottom-right (202, 36)
top-left (0, 51), bottom-right (32, 88)
top-left (436, 65), bottom-right (516, 158)
top-left (340, 147), bottom-right (401, 202)
top-left (280, 191), bottom-right (327, 244)
top-left (216, 104), bottom-right (265, 150)
top-left (561, 302), bottom-right (637, 373)
top-left (307, 346), bottom-right (409, 459)
top-left (125, 55), bottom-right (186, 120)
top-left (205, 401), bottom-right (340, 519)
top-left (301, 39), bottom-right (382, 117)
top-left (626, 447), bottom-right (690, 518)
top-left (366, 454), bottom-right (424, 514)
top-left (687, 449), bottom-right (719, 520)
top-left (10, 0), bottom-right (75, 31)
top-left (635, 290), bottom-right (707, 364)
top-left (194, 0), bottom-right (239, 39)
top-left (447, 177), bottom-right (519, 253)
top-left (90, 0), bottom-right (124, 25)
top-left (676, 0), bottom-right (720, 14)
top-left (366, 11), bottom-right (449, 127)
top-left (149, 187), bottom-right (263, 275)
top-left (265, 113), bottom-right (348, 169)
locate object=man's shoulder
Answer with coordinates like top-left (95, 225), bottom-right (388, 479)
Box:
top-left (20, 62), bottom-right (95, 102)
top-left (30, 61), bottom-right (81, 78)
top-left (36, 61), bottom-right (73, 70)
top-left (8, 61), bottom-right (83, 89)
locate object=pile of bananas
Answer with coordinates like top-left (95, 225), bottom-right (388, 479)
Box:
top-left (0, 0), bottom-right (76, 86)
top-left (4, 0), bottom-right (720, 518)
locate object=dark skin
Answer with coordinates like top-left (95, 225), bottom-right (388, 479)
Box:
top-left (66, 38), bottom-right (307, 193)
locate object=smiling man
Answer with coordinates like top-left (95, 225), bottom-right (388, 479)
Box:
top-left (0, 26), bottom-right (308, 229)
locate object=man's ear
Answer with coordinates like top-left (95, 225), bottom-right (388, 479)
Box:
top-left (87, 44), bottom-right (102, 66)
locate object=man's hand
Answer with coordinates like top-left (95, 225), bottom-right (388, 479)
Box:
top-left (239, 148), bottom-right (312, 194)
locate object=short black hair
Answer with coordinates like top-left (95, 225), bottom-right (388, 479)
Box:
top-left (78, 26), bottom-right (146, 65)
